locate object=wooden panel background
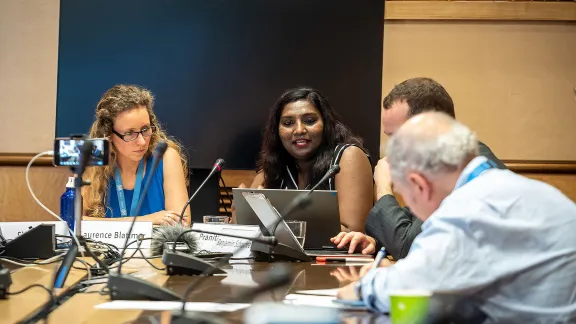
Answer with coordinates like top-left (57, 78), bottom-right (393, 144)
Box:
top-left (1, 155), bottom-right (574, 222)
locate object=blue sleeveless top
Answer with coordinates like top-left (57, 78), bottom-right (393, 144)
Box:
top-left (105, 156), bottom-right (165, 218)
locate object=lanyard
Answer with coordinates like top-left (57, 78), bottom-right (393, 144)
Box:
top-left (456, 160), bottom-right (497, 190)
top-left (114, 159), bottom-right (145, 217)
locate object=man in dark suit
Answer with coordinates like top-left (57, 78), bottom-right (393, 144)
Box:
top-left (331, 77), bottom-right (506, 260)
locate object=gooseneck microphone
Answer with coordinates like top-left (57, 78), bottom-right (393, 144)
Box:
top-left (178, 158), bottom-right (225, 225)
top-left (171, 164), bottom-right (341, 322)
top-left (107, 141), bottom-right (183, 301)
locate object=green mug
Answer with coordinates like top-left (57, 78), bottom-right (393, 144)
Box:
top-left (389, 290), bottom-right (432, 324)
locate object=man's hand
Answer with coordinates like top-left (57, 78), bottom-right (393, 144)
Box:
top-left (337, 281), bottom-right (360, 301)
top-left (331, 232), bottom-right (376, 254)
top-left (374, 157), bottom-right (393, 200)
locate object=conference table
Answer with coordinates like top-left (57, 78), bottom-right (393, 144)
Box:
top-left (2, 257), bottom-right (388, 324)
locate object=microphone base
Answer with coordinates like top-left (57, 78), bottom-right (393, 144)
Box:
top-left (171, 311), bottom-right (230, 324)
top-left (251, 242), bottom-right (311, 262)
top-left (107, 273), bottom-right (181, 301)
top-left (162, 250), bottom-right (226, 276)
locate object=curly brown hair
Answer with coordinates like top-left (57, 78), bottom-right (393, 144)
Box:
top-left (83, 84), bottom-right (188, 218)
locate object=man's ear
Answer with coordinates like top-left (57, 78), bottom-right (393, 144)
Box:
top-left (408, 173), bottom-right (432, 202)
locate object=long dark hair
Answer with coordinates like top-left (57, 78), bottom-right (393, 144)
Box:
top-left (257, 86), bottom-right (364, 188)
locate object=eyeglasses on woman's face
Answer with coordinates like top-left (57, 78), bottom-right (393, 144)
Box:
top-left (112, 125), bottom-right (156, 142)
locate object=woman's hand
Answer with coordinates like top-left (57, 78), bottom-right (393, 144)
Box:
top-left (140, 210), bottom-right (185, 226)
top-left (330, 231), bottom-right (376, 254)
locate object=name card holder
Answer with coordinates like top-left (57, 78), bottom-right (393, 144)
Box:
top-left (191, 223), bottom-right (261, 259)
top-left (81, 221), bottom-right (153, 249)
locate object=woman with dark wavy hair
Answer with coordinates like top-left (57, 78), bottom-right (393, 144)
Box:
top-left (242, 86), bottom-right (374, 232)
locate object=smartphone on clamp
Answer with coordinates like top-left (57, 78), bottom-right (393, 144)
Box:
top-left (53, 137), bottom-right (110, 167)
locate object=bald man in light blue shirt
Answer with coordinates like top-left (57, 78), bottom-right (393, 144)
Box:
top-left (337, 112), bottom-right (576, 323)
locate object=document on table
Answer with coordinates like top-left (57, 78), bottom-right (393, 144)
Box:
top-left (95, 301), bottom-right (250, 312)
top-left (283, 294), bottom-right (367, 311)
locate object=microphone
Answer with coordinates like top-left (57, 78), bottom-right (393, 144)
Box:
top-left (160, 225), bottom-right (278, 276)
top-left (107, 141), bottom-right (182, 301)
top-left (150, 224), bottom-right (198, 256)
top-left (178, 158), bottom-right (225, 225)
top-left (173, 164), bottom-right (342, 320)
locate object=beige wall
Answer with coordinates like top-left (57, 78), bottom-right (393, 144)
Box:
top-left (1, 2), bottom-right (575, 161)
top-left (0, 0), bottom-right (60, 153)
top-left (381, 21), bottom-right (576, 160)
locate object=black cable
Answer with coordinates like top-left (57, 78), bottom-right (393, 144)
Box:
top-left (8, 283), bottom-right (53, 299)
top-left (137, 248), bottom-right (165, 271)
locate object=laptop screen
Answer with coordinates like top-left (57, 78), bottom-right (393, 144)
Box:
top-left (242, 192), bottom-right (303, 252)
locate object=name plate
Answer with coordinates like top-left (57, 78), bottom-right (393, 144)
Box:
top-left (0, 221), bottom-right (69, 240)
top-left (192, 223), bottom-right (261, 259)
top-left (81, 221), bottom-right (153, 249)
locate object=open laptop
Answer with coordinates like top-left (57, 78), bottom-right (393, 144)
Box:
top-left (241, 192), bottom-right (363, 257)
top-left (233, 188), bottom-right (341, 250)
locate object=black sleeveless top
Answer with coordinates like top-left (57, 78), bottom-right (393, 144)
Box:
top-left (278, 144), bottom-right (371, 191)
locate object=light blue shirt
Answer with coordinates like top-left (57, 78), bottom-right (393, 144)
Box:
top-left (359, 156), bottom-right (576, 323)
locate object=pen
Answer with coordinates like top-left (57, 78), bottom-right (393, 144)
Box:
top-left (372, 247), bottom-right (386, 270)
top-left (316, 257), bottom-right (374, 262)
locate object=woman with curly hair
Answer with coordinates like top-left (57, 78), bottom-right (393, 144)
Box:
top-left (82, 84), bottom-right (189, 225)
top-left (236, 86), bottom-right (374, 233)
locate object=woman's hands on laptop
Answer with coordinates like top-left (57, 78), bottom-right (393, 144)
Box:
top-left (330, 232), bottom-right (376, 254)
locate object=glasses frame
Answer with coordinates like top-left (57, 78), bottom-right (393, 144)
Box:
top-left (112, 125), bottom-right (156, 142)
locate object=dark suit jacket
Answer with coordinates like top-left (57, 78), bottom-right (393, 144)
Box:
top-left (365, 141), bottom-right (506, 260)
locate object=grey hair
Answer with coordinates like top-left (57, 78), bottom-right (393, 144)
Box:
top-left (386, 112), bottom-right (479, 183)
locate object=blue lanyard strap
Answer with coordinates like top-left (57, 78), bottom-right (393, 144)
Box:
top-left (459, 160), bottom-right (497, 189)
top-left (114, 159), bottom-right (145, 217)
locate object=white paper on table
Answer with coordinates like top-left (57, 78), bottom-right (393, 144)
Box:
top-left (95, 301), bottom-right (250, 312)
top-left (283, 294), bottom-right (367, 311)
top-left (294, 288), bottom-right (338, 297)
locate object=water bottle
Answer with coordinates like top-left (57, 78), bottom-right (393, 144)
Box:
top-left (60, 177), bottom-right (76, 231)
